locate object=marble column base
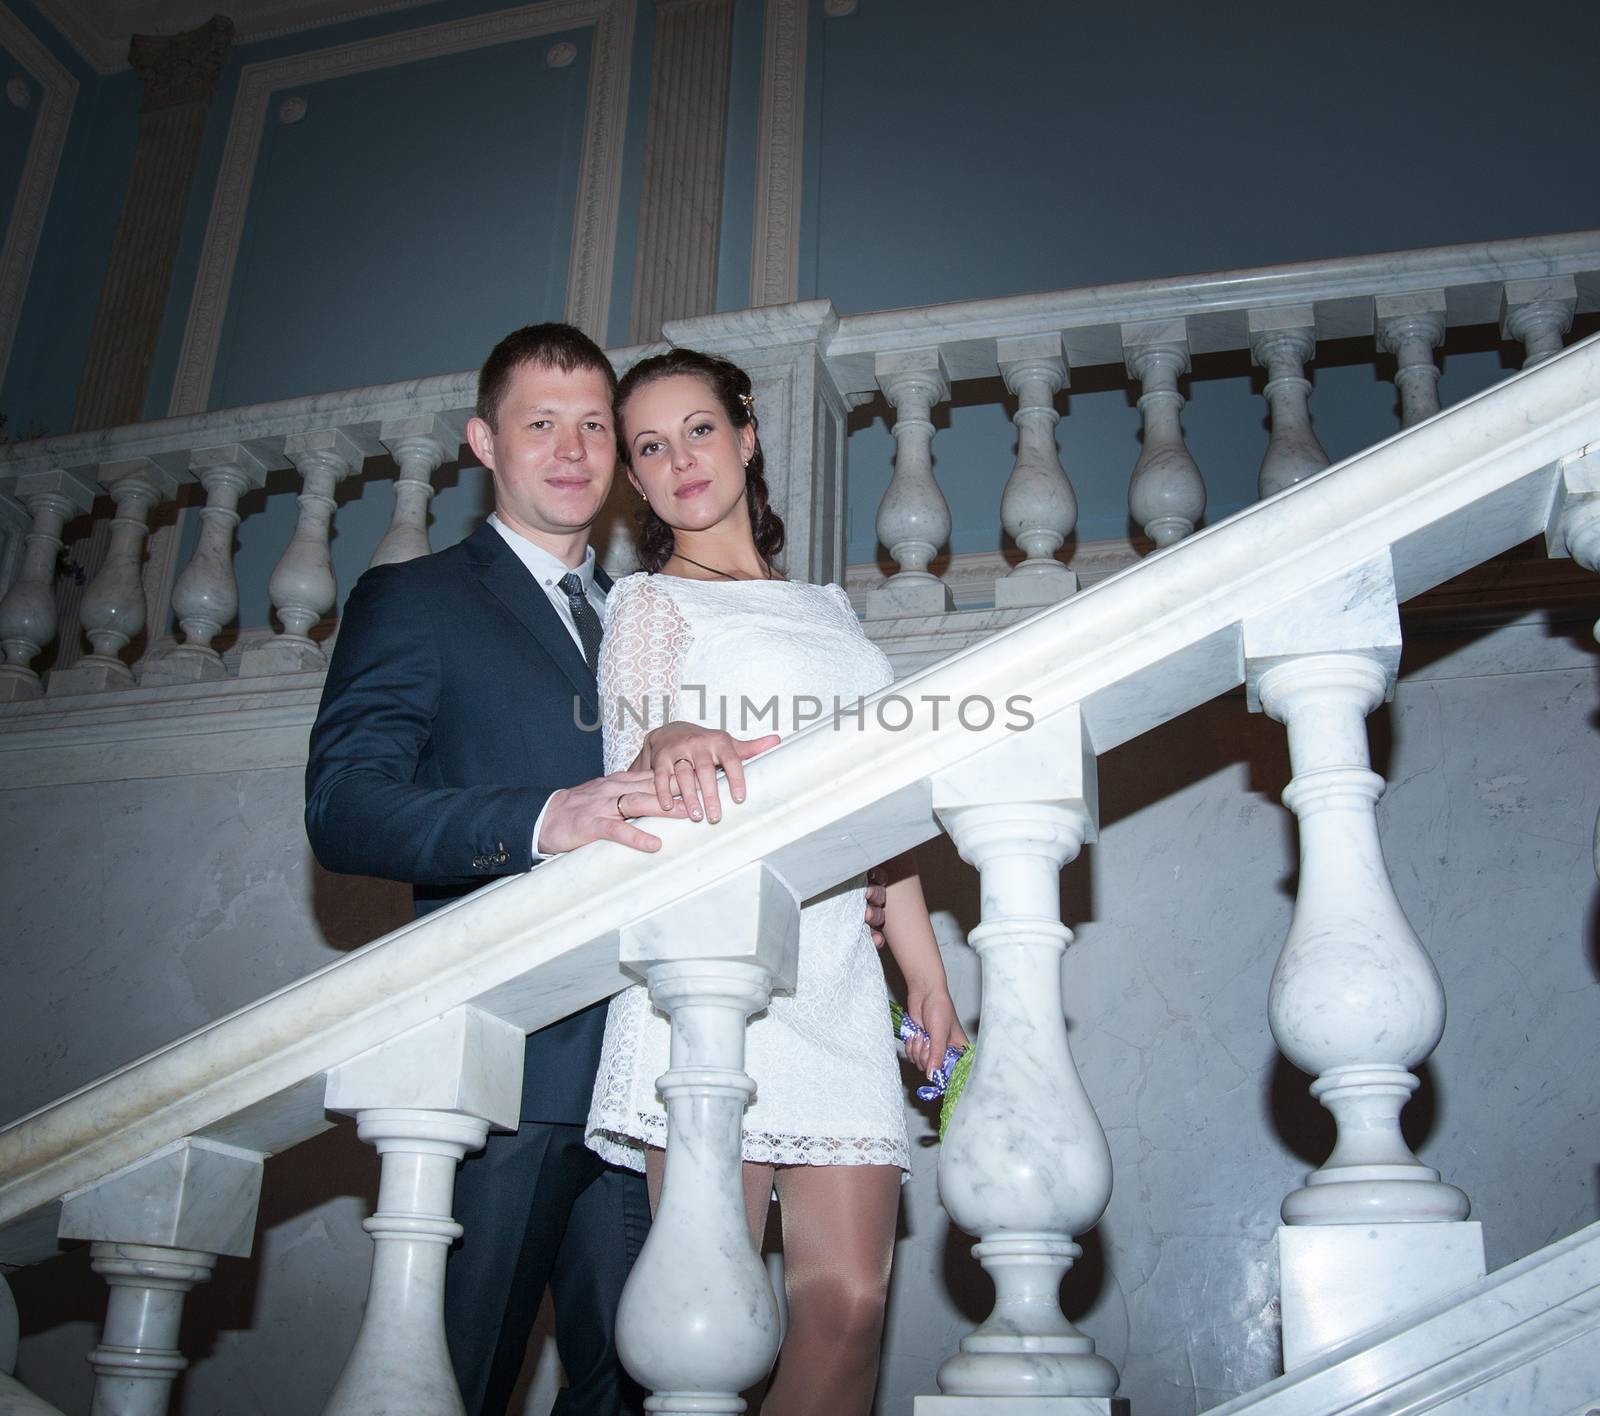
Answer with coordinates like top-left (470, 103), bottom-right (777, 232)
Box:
top-left (237, 635), bottom-right (325, 677)
top-left (866, 576), bottom-right (955, 619)
top-left (0, 667), bottom-right (42, 701)
top-left (139, 645), bottom-right (227, 686)
top-left (46, 658), bottom-right (134, 696)
top-left (917, 1397), bottom-right (1128, 1415)
top-left (995, 566), bottom-right (1078, 609)
top-left (1279, 1219), bottom-right (1485, 1369)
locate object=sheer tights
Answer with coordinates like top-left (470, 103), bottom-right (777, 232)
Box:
top-left (645, 1151), bottom-right (900, 1416)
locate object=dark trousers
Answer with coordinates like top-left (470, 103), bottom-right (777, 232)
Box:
top-left (445, 1120), bottom-right (650, 1416)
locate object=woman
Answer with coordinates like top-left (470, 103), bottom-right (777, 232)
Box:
top-left (585, 347), bottom-right (966, 1415)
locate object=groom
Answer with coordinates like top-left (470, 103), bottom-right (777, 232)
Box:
top-left (305, 322), bottom-right (773, 1415)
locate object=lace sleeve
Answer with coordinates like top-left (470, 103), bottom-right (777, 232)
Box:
top-left (599, 575), bottom-right (696, 775)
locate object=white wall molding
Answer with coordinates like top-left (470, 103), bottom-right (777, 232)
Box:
top-left (166, 0), bottom-right (634, 416)
top-left (0, 2), bottom-right (78, 394)
top-left (27, 0), bottom-right (453, 74)
top-left (748, 0), bottom-right (805, 307)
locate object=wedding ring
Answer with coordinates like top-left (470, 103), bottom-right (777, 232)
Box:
top-left (616, 792), bottom-right (628, 819)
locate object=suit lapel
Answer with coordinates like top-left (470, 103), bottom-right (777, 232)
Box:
top-left (467, 522), bottom-right (599, 714)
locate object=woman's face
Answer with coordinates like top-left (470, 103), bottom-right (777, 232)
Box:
top-left (621, 373), bottom-right (757, 537)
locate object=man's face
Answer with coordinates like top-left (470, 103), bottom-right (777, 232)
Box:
top-left (466, 360), bottom-right (617, 556)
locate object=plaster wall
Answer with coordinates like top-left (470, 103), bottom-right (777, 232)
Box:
top-left (0, 34), bottom-right (40, 245)
top-left (5, 615), bottom-right (1598, 1414)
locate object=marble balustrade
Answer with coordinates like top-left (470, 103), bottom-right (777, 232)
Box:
top-left (1, 335), bottom-right (1598, 1413)
top-left (0, 232), bottom-right (1595, 703)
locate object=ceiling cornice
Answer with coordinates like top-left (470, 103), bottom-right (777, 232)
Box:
top-left (26, 0), bottom-right (451, 74)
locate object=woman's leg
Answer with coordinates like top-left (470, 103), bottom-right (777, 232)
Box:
top-left (643, 1147), bottom-right (776, 1246)
top-left (764, 1165), bottom-right (901, 1416)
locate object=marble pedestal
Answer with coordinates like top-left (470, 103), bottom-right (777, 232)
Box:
top-left (46, 659), bottom-right (133, 696)
top-left (867, 576), bottom-right (956, 618)
top-left (917, 1397), bottom-right (1128, 1415)
top-left (1278, 1220), bottom-right (1485, 1368)
top-left (138, 645), bottom-right (227, 686)
top-left (238, 635), bottom-right (325, 677)
top-left (994, 567), bottom-right (1078, 609)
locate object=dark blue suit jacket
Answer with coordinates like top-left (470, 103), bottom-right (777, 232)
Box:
top-left (305, 520), bottom-right (612, 1124)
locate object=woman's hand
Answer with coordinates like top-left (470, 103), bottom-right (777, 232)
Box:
top-left (905, 983), bottom-right (969, 1080)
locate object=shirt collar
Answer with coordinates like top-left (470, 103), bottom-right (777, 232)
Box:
top-left (488, 513), bottom-right (595, 591)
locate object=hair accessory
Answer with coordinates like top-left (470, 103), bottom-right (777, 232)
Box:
top-left (737, 390), bottom-right (754, 412)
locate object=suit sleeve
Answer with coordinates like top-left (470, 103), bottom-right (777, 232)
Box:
top-left (304, 563), bottom-right (553, 887)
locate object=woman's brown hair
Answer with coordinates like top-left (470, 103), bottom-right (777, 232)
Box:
top-left (614, 347), bottom-right (786, 574)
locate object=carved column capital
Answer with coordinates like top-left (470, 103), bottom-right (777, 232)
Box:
top-left (128, 15), bottom-right (234, 113)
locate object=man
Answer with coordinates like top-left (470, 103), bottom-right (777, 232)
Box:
top-left (304, 323), bottom-right (772, 1415)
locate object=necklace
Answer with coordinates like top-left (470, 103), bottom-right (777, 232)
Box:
top-left (669, 550), bottom-right (774, 581)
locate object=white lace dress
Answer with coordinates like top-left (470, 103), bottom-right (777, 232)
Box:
top-left (585, 572), bottom-right (911, 1174)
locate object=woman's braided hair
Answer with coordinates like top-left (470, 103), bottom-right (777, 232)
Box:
top-left (614, 347), bottom-right (786, 574)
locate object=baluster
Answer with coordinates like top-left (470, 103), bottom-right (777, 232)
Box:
top-left (995, 333), bottom-right (1076, 608)
top-left (0, 490), bottom-right (29, 592)
top-left (1545, 449), bottom-right (1600, 878)
top-left (373, 416), bottom-right (456, 567)
top-left (1244, 555), bottom-right (1483, 1370)
top-left (867, 348), bottom-right (954, 617)
top-left (615, 864), bottom-right (797, 1413)
top-left (0, 470), bottom-right (97, 701)
top-left (919, 712), bottom-right (1119, 1413)
top-left (323, 1006), bottom-right (524, 1416)
top-left (1376, 291), bottom-right (1446, 428)
top-left (1122, 320), bottom-right (1204, 549)
top-left (1251, 306), bottom-right (1330, 498)
top-left (1501, 275), bottom-right (1576, 368)
top-left (239, 428), bottom-right (362, 677)
top-left (47, 459), bottom-right (181, 695)
top-left (56, 1138), bottom-right (264, 1416)
top-left (141, 445), bottom-right (271, 686)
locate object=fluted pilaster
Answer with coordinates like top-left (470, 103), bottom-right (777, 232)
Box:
top-left (630, 0), bottom-right (736, 340)
top-left (71, 16), bottom-right (233, 433)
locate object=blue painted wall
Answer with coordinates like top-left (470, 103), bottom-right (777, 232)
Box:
top-left (808, 0), bottom-right (1600, 562)
top-left (0, 0), bottom-right (137, 442)
top-left (209, 31), bottom-right (591, 407)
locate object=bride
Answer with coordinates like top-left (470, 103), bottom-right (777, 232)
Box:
top-left (585, 347), bottom-right (966, 1415)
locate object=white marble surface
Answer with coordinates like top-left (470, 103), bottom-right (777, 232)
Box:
top-left (1208, 1220), bottom-right (1600, 1415)
top-left (819, 230), bottom-right (1600, 393)
top-left (324, 1006), bottom-right (524, 1133)
top-left (57, 1139), bottom-right (263, 1259)
top-left (615, 960), bottom-right (782, 1411)
top-left (1278, 1221), bottom-right (1485, 1369)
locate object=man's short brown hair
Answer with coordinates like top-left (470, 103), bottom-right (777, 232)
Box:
top-left (475, 322), bottom-right (618, 430)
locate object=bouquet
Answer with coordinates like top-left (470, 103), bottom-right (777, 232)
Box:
top-left (889, 1001), bottom-right (973, 1141)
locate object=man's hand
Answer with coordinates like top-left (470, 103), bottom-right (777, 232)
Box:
top-left (537, 769), bottom-right (692, 854)
top-left (632, 721), bottom-right (781, 824)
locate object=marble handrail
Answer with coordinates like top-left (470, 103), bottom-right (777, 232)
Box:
top-left (817, 229), bottom-right (1600, 390)
top-left (3, 332), bottom-right (1597, 1270)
